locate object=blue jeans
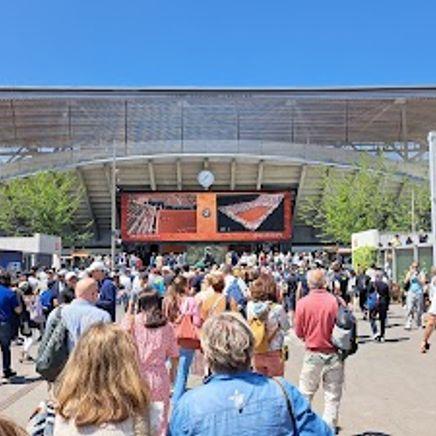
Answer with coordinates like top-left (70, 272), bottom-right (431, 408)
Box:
top-left (172, 348), bottom-right (195, 405)
top-left (0, 322), bottom-right (12, 373)
top-left (405, 292), bottom-right (423, 328)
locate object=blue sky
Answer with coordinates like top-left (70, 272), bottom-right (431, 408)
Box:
top-left (1, 0), bottom-right (434, 87)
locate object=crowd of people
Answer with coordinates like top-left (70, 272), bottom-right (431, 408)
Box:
top-left (0, 248), bottom-right (435, 435)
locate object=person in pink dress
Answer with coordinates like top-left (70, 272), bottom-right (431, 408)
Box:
top-left (163, 275), bottom-right (202, 405)
top-left (122, 289), bottom-right (179, 436)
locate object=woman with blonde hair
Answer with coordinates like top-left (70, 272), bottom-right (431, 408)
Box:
top-left (0, 417), bottom-right (26, 436)
top-left (200, 273), bottom-right (237, 322)
top-left (52, 323), bottom-right (156, 435)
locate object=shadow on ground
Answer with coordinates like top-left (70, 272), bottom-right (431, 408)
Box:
top-left (358, 336), bottom-right (410, 345)
top-left (8, 375), bottom-right (42, 385)
top-left (352, 432), bottom-right (391, 436)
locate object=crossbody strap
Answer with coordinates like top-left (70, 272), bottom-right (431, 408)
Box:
top-left (210, 295), bottom-right (225, 315)
top-left (272, 377), bottom-right (298, 435)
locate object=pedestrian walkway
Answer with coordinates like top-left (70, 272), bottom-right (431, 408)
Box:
top-left (284, 305), bottom-right (436, 436)
top-left (1, 305), bottom-right (435, 435)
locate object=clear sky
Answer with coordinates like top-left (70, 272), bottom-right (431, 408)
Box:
top-left (1, 0), bottom-right (434, 87)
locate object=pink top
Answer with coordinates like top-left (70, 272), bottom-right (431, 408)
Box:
top-left (294, 289), bottom-right (338, 353)
top-left (180, 296), bottom-right (202, 328)
top-left (121, 315), bottom-right (179, 400)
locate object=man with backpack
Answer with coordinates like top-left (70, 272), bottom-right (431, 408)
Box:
top-left (294, 268), bottom-right (345, 434)
top-left (224, 267), bottom-right (248, 317)
top-left (368, 271), bottom-right (390, 342)
top-left (36, 277), bottom-right (111, 382)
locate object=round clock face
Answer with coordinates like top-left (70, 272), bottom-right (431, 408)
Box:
top-left (202, 208), bottom-right (211, 218)
top-left (197, 170), bottom-right (215, 189)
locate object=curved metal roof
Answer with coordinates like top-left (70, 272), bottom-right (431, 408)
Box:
top-left (0, 87), bottom-right (430, 244)
top-left (0, 86), bottom-right (435, 171)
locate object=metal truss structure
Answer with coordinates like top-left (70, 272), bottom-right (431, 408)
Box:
top-left (0, 87), bottom-right (431, 244)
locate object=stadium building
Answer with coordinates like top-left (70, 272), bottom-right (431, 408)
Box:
top-left (0, 87), bottom-right (431, 255)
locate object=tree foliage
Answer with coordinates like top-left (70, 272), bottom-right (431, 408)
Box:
top-left (352, 246), bottom-right (378, 270)
top-left (0, 171), bottom-right (92, 246)
top-left (298, 157), bottom-right (430, 245)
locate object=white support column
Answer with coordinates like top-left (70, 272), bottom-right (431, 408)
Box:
top-left (230, 159), bottom-right (236, 191)
top-left (256, 160), bottom-right (264, 190)
top-left (176, 159), bottom-right (182, 191)
top-left (148, 160), bottom-right (156, 191)
top-left (428, 131), bottom-right (436, 264)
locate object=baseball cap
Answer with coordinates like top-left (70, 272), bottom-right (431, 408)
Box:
top-left (87, 261), bottom-right (107, 274)
top-left (65, 271), bottom-right (77, 281)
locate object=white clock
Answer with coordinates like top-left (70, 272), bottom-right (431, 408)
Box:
top-left (197, 170), bottom-right (215, 189)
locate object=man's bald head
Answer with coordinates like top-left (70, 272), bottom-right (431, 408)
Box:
top-left (75, 278), bottom-right (99, 302)
top-left (307, 268), bottom-right (327, 290)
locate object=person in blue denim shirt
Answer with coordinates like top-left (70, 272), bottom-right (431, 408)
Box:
top-left (169, 312), bottom-right (332, 436)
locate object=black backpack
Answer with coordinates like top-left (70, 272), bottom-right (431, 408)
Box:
top-left (331, 302), bottom-right (358, 360)
top-left (36, 307), bottom-right (69, 382)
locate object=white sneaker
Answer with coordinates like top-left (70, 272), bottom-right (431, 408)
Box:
top-left (372, 334), bottom-right (380, 341)
top-left (379, 337), bottom-right (385, 343)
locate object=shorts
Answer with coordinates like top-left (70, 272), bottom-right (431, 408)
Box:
top-left (253, 351), bottom-right (284, 377)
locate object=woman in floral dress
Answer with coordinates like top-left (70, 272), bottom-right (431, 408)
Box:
top-left (122, 289), bottom-right (179, 436)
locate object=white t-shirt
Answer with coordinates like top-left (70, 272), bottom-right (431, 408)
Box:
top-left (53, 403), bottom-right (162, 435)
top-left (119, 274), bottom-right (132, 295)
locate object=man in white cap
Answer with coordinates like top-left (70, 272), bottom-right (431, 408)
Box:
top-left (88, 261), bottom-right (117, 321)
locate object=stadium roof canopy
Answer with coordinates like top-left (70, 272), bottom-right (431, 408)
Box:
top-left (0, 86), bottom-right (431, 244)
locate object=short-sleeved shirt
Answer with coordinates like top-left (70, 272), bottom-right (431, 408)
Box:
top-left (0, 285), bottom-right (19, 323)
top-left (50, 299), bottom-right (111, 350)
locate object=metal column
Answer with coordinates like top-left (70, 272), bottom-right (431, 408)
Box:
top-left (428, 132), bottom-right (436, 265)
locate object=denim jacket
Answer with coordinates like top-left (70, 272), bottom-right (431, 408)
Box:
top-left (169, 372), bottom-right (332, 436)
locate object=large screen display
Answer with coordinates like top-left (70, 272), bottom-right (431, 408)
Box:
top-left (121, 191), bottom-right (291, 242)
top-left (217, 193), bottom-right (285, 233)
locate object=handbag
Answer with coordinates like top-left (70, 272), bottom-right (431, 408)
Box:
top-left (175, 314), bottom-right (201, 349)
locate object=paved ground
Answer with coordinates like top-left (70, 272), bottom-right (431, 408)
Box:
top-left (1, 304), bottom-right (435, 436)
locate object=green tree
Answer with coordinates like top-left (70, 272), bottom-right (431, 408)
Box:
top-left (386, 180), bottom-right (431, 232)
top-left (298, 158), bottom-right (430, 245)
top-left (0, 171), bottom-right (92, 246)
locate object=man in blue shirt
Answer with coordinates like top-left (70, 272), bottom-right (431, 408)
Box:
top-left (88, 261), bottom-right (117, 322)
top-left (0, 272), bottom-right (22, 379)
top-left (169, 312), bottom-right (332, 436)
